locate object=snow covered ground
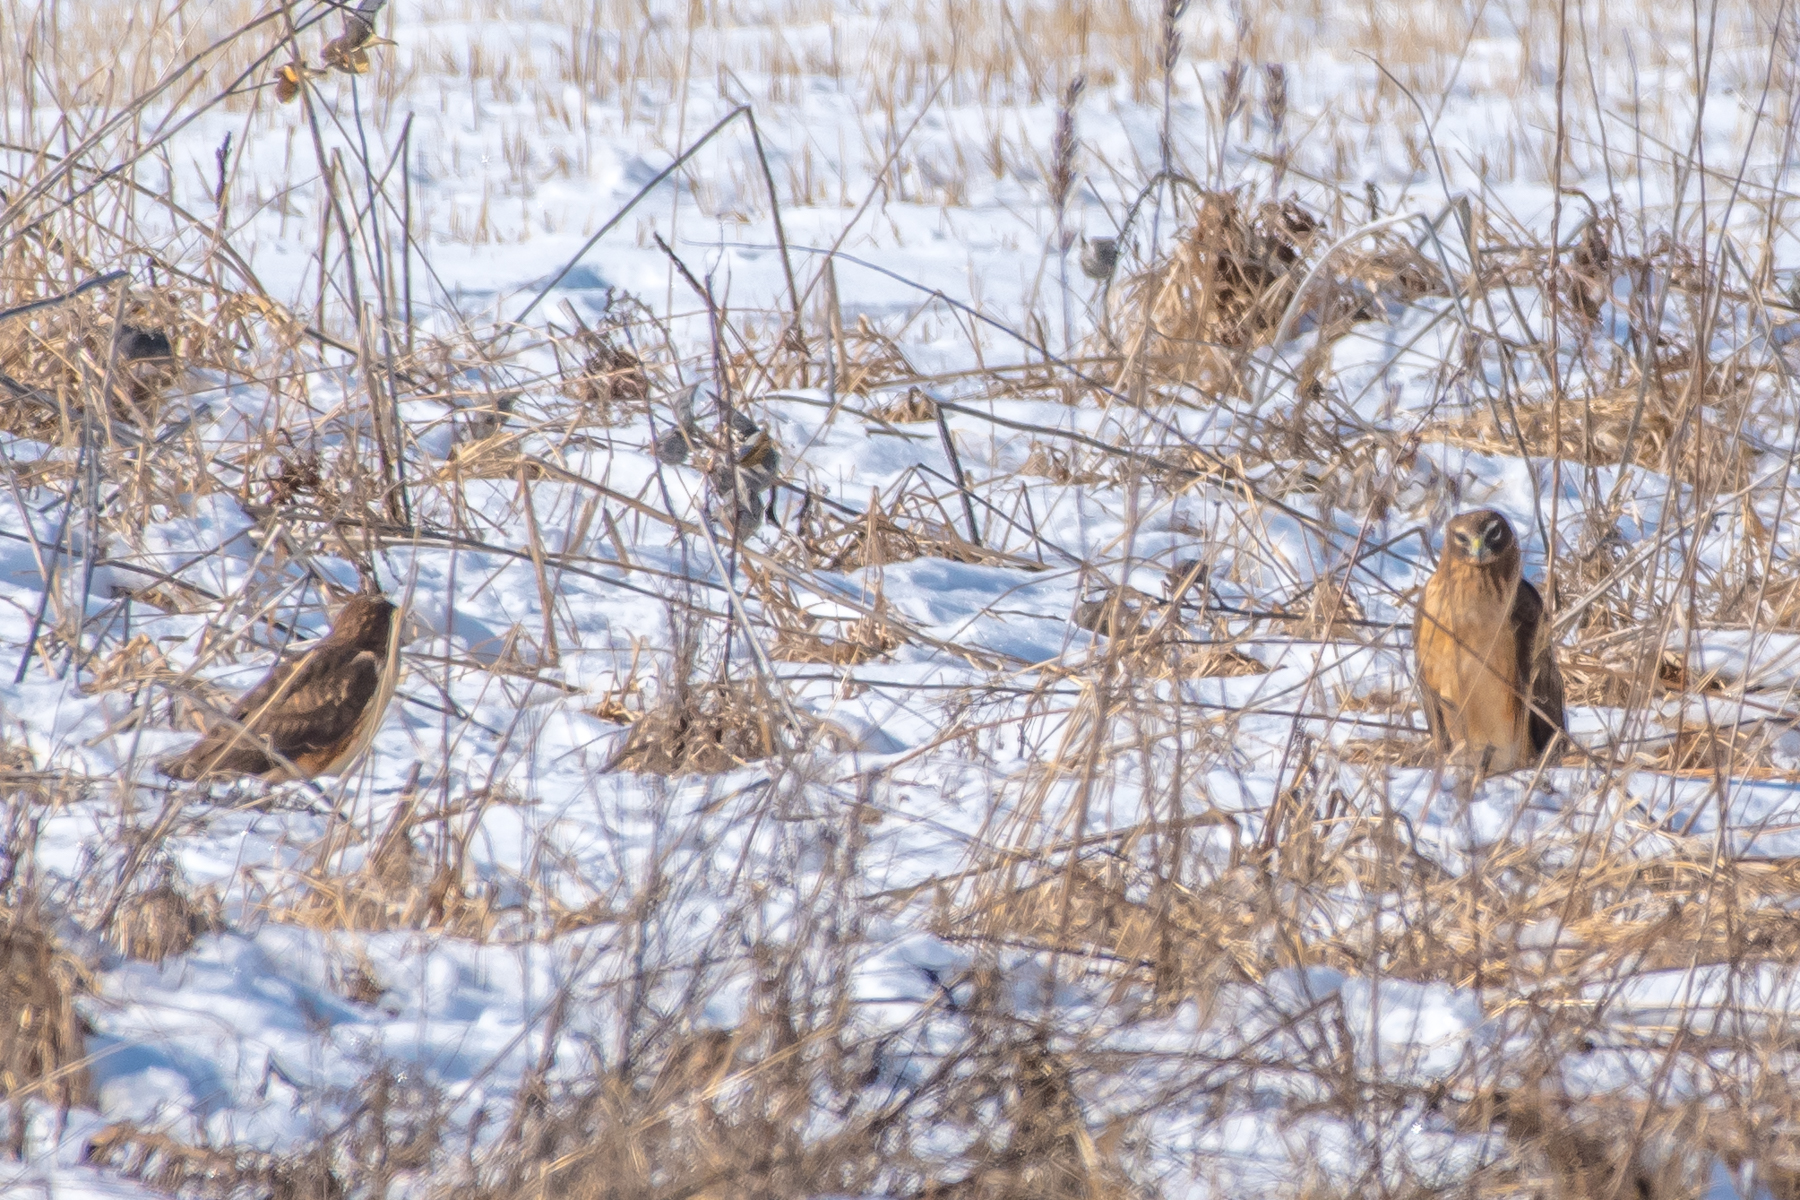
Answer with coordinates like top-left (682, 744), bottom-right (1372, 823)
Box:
top-left (6, 0), bottom-right (1800, 1195)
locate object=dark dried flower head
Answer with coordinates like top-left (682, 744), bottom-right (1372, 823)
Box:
top-left (1263, 63), bottom-right (1288, 141)
top-left (1050, 76), bottom-right (1086, 215)
top-left (1221, 60), bottom-right (1248, 123)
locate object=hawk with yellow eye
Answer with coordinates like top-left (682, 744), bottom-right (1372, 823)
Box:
top-left (1413, 509), bottom-right (1565, 774)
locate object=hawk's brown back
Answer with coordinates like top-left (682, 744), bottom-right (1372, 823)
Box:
top-left (160, 593), bottom-right (395, 781)
top-left (1507, 575), bottom-right (1564, 756)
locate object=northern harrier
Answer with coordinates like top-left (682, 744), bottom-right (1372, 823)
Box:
top-left (161, 592), bottom-right (398, 782)
top-left (1414, 509), bottom-right (1565, 773)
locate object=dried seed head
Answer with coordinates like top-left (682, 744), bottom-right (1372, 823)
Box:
top-left (1221, 60), bottom-right (1248, 123)
top-left (1263, 63), bottom-right (1288, 142)
top-left (1161, 0), bottom-right (1192, 73)
top-left (1050, 76), bottom-right (1086, 216)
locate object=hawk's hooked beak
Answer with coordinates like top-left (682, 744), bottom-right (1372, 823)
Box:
top-left (1461, 533), bottom-right (1496, 563)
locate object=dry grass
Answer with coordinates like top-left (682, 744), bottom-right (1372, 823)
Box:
top-left (770, 605), bottom-right (905, 666)
top-left (284, 813), bottom-right (498, 939)
top-left (87, 1122), bottom-right (345, 1200)
top-left (0, 903), bottom-right (90, 1151)
top-left (609, 678), bottom-right (813, 775)
top-left (8, 0), bottom-right (1800, 1196)
top-left (1423, 376), bottom-right (1753, 493)
top-left (109, 882), bottom-right (223, 965)
top-left (1109, 193), bottom-right (1327, 394)
top-left (792, 484), bottom-right (1012, 571)
top-left (553, 316), bottom-right (652, 420)
top-left (834, 316), bottom-right (918, 399)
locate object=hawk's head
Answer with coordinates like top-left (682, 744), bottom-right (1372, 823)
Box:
top-left (1443, 509), bottom-right (1518, 567)
top-left (332, 592), bottom-right (398, 651)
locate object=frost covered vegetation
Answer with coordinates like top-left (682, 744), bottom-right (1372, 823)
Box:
top-left (7, 0), bottom-right (1800, 1195)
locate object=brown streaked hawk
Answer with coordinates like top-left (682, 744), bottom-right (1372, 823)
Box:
top-left (161, 592), bottom-right (398, 782)
top-left (1413, 509), bottom-right (1565, 774)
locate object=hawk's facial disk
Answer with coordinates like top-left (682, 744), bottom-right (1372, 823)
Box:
top-left (1447, 510), bottom-right (1515, 564)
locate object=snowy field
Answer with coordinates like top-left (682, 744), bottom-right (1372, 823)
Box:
top-left (5, 0), bottom-right (1800, 1195)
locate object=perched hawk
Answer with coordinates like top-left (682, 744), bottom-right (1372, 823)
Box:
top-left (1413, 509), bottom-right (1565, 773)
top-left (161, 592), bottom-right (398, 782)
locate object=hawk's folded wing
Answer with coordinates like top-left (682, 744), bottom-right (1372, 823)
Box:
top-left (162, 645), bottom-right (381, 780)
top-left (1508, 578), bottom-right (1565, 755)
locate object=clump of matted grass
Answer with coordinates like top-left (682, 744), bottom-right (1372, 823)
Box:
top-left (1071, 584), bottom-right (1168, 639)
top-left (109, 880), bottom-right (223, 965)
top-left (866, 383), bottom-right (937, 423)
top-left (475, 1022), bottom-right (879, 1200)
top-left (1281, 576), bottom-right (1369, 641)
top-left (553, 313), bottom-right (651, 422)
top-left (87, 1121), bottom-right (345, 1199)
top-left (1335, 683), bottom-right (1412, 714)
top-left (1072, 607), bottom-right (1269, 679)
top-left (0, 273), bottom-right (262, 440)
top-left (0, 735), bottom-right (68, 808)
top-left (749, 567), bottom-right (907, 665)
top-left (1713, 564), bottom-right (1800, 632)
top-left (0, 902), bottom-right (90, 1149)
top-left (1453, 1088), bottom-right (1705, 1200)
top-left (1070, 573), bottom-right (1269, 678)
top-left (1450, 1058), bottom-right (1800, 1200)
top-left (771, 608), bottom-right (905, 666)
top-left (800, 502), bottom-right (932, 569)
top-left (1108, 191), bottom-right (1327, 393)
top-left (793, 485), bottom-right (1013, 570)
top-left (284, 796), bottom-right (497, 939)
top-left (1628, 721), bottom-right (1800, 778)
top-left (433, 430), bottom-right (546, 484)
top-left (1018, 440), bottom-right (1108, 485)
top-left (1331, 731), bottom-right (1440, 769)
top-left (952, 857), bottom-right (1270, 1002)
top-left (469, 976), bottom-right (1133, 1200)
top-left (609, 678), bottom-right (815, 775)
top-left (1560, 646), bottom-right (1702, 707)
top-left (81, 632), bottom-right (197, 697)
top-left (1419, 373), bottom-right (1753, 493)
top-left (1159, 644), bottom-right (1269, 679)
top-left (913, 1033), bottom-right (1132, 1200)
top-left (831, 313), bottom-right (917, 398)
